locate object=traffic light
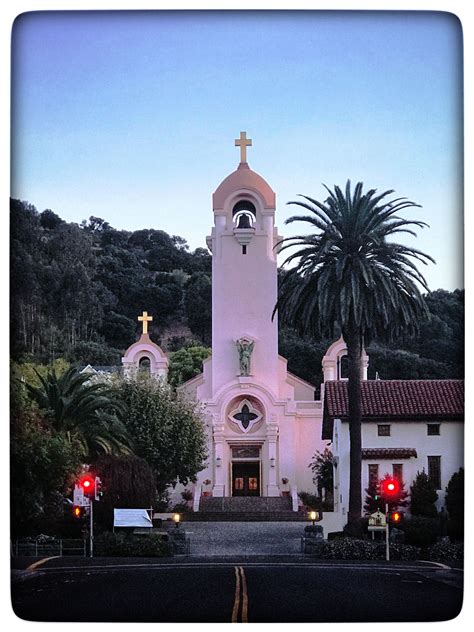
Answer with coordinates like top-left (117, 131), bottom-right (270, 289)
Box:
top-left (94, 476), bottom-right (103, 501)
top-left (73, 506), bottom-right (85, 518)
top-left (389, 511), bottom-right (404, 524)
top-left (381, 478), bottom-right (400, 497)
top-left (79, 475), bottom-right (95, 496)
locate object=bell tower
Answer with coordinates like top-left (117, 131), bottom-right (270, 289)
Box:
top-left (206, 133), bottom-right (282, 395)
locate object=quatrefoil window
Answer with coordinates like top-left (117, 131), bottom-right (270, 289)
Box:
top-left (228, 399), bottom-right (263, 434)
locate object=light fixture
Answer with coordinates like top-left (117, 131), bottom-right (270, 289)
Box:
top-left (309, 511), bottom-right (317, 526)
top-left (173, 513), bottom-right (181, 527)
top-left (270, 457), bottom-right (275, 468)
top-left (216, 456), bottom-right (222, 467)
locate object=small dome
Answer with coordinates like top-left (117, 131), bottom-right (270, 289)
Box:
top-left (213, 163), bottom-right (275, 210)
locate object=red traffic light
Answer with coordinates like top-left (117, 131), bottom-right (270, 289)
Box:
top-left (381, 478), bottom-right (400, 496)
top-left (79, 475), bottom-right (95, 495)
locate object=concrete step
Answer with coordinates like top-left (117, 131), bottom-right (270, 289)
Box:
top-left (199, 496), bottom-right (292, 513)
top-left (182, 511), bottom-right (308, 522)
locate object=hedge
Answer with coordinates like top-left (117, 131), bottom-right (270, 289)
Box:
top-left (94, 532), bottom-right (173, 557)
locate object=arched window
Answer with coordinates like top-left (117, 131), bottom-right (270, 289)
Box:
top-left (138, 356), bottom-right (151, 375)
top-left (338, 354), bottom-right (349, 380)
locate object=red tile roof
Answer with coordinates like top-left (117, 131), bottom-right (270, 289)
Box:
top-left (323, 380), bottom-right (464, 439)
top-left (362, 448), bottom-right (417, 460)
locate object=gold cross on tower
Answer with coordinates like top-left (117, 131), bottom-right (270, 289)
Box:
top-left (235, 131), bottom-right (252, 163)
top-left (138, 311), bottom-right (153, 335)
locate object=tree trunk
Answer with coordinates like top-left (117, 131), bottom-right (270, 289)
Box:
top-left (345, 324), bottom-right (363, 530)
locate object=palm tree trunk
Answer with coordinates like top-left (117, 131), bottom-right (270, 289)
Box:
top-left (345, 324), bottom-right (363, 530)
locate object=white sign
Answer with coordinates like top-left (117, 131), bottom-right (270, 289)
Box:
top-left (73, 484), bottom-right (90, 507)
top-left (113, 509), bottom-right (153, 528)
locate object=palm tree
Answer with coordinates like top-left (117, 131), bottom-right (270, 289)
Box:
top-left (275, 180), bottom-right (434, 531)
top-left (25, 366), bottom-right (132, 459)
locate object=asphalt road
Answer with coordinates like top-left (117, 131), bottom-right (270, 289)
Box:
top-left (11, 556), bottom-right (463, 623)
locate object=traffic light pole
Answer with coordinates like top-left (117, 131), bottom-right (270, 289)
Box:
top-left (89, 499), bottom-right (94, 558)
top-left (385, 502), bottom-right (389, 562)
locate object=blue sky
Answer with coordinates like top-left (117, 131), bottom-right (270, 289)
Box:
top-left (11, 10), bottom-right (463, 291)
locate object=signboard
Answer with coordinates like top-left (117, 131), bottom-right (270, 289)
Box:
top-left (113, 509), bottom-right (153, 528)
top-left (368, 510), bottom-right (387, 531)
top-left (73, 484), bottom-right (90, 507)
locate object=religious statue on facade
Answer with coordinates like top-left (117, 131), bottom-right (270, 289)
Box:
top-left (236, 338), bottom-right (254, 376)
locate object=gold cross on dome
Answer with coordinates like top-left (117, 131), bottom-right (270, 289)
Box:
top-left (138, 311), bottom-right (153, 334)
top-left (235, 131), bottom-right (252, 163)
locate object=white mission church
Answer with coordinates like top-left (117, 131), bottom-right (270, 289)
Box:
top-left (89, 134), bottom-right (463, 531)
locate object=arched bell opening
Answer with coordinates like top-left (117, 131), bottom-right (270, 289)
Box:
top-left (232, 200), bottom-right (257, 227)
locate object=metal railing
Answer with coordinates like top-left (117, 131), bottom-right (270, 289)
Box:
top-left (12, 539), bottom-right (87, 557)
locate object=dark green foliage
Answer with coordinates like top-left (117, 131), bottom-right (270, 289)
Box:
top-left (94, 532), bottom-right (172, 557)
top-left (115, 376), bottom-right (208, 494)
top-left (298, 491), bottom-right (321, 510)
top-left (10, 380), bottom-right (82, 537)
top-left (168, 345), bottom-right (212, 387)
top-left (69, 340), bottom-right (122, 366)
top-left (445, 468), bottom-right (464, 541)
top-left (422, 541), bottom-right (463, 566)
top-left (410, 470), bottom-right (439, 517)
top-left (364, 480), bottom-right (383, 515)
top-left (10, 198), bottom-right (212, 362)
top-left (92, 454), bottom-right (157, 530)
top-left (25, 366), bottom-right (132, 459)
top-left (398, 516), bottom-right (443, 547)
top-left (309, 448), bottom-right (334, 503)
top-left (308, 538), bottom-right (419, 561)
top-left (445, 468), bottom-right (464, 519)
top-left (184, 273), bottom-right (212, 344)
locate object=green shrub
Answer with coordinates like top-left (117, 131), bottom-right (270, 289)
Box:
top-left (399, 516), bottom-right (443, 547)
top-left (307, 538), bottom-right (419, 561)
top-left (298, 491), bottom-right (321, 510)
top-left (422, 540), bottom-right (463, 566)
top-left (447, 517), bottom-right (464, 542)
top-left (94, 532), bottom-right (172, 557)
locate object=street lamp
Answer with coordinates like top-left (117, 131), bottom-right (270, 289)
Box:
top-left (309, 511), bottom-right (317, 526)
top-left (173, 513), bottom-right (181, 528)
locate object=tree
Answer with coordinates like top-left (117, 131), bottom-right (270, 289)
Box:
top-left (25, 366), bottom-right (132, 459)
top-left (445, 467), bottom-right (464, 541)
top-left (275, 180), bottom-right (434, 531)
top-left (114, 375), bottom-right (208, 494)
top-left (92, 454), bottom-right (157, 530)
top-left (364, 479), bottom-right (382, 515)
top-left (168, 345), bottom-right (212, 387)
top-left (309, 448), bottom-right (334, 503)
top-left (184, 273), bottom-right (212, 344)
top-left (10, 379), bottom-right (82, 537)
top-left (410, 470), bottom-right (438, 517)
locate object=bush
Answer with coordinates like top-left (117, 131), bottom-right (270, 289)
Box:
top-left (399, 516), bottom-right (444, 547)
top-left (298, 491), bottom-right (321, 510)
top-left (307, 538), bottom-right (419, 561)
top-left (94, 532), bottom-right (172, 557)
top-left (447, 517), bottom-right (464, 542)
top-left (422, 540), bottom-right (463, 566)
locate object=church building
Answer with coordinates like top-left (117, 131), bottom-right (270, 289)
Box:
top-left (114, 134), bottom-right (463, 531)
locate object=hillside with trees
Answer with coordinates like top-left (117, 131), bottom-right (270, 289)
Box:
top-left (10, 198), bottom-right (464, 388)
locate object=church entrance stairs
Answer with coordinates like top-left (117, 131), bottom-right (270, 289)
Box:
top-left (182, 496), bottom-right (308, 522)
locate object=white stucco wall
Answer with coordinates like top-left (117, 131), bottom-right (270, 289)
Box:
top-left (333, 418), bottom-right (464, 514)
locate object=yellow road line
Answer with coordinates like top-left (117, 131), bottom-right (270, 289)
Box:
top-left (240, 566), bottom-right (248, 623)
top-left (26, 556), bottom-right (61, 571)
top-left (232, 565), bottom-right (241, 623)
